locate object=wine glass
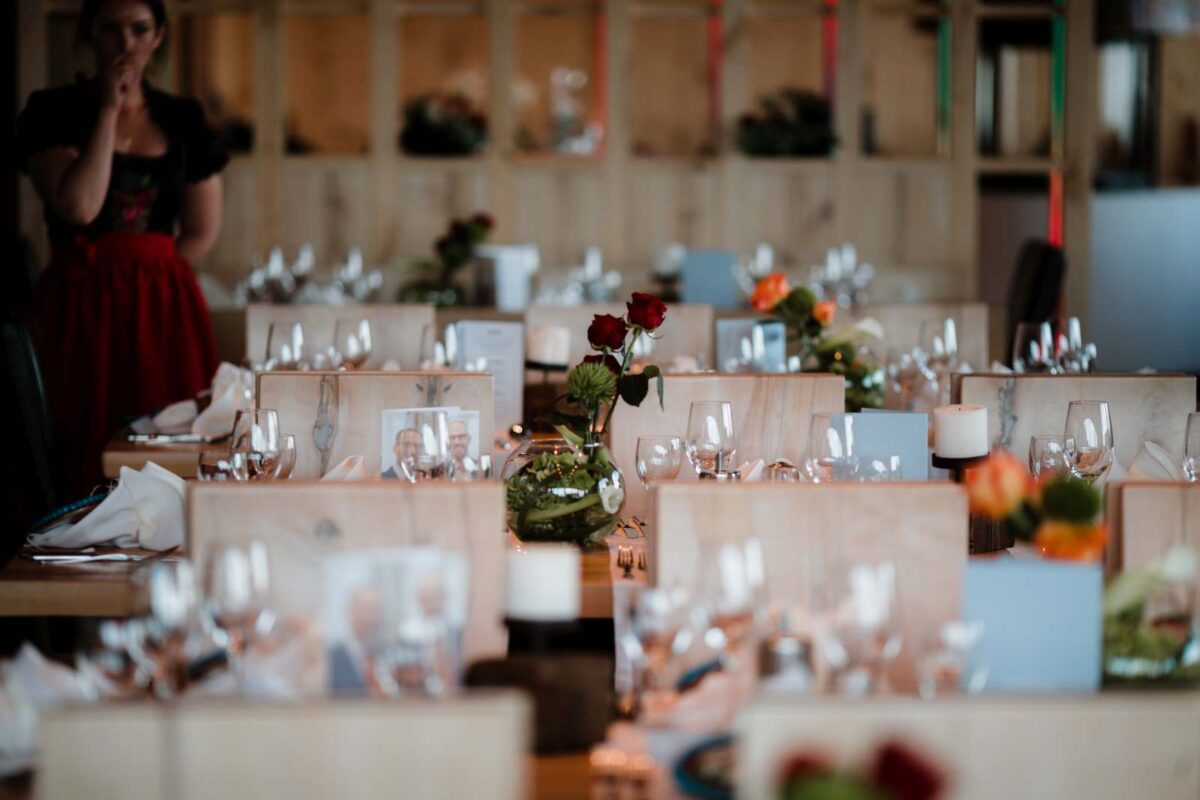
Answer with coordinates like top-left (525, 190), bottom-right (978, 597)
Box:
top-left (1012, 321), bottom-right (1055, 373)
top-left (803, 414), bottom-right (857, 483)
top-left (369, 554), bottom-right (453, 699)
top-left (198, 449), bottom-right (249, 481)
top-left (400, 411), bottom-right (451, 482)
top-left (264, 322), bottom-right (306, 371)
top-left (231, 409), bottom-right (282, 481)
top-left (916, 620), bottom-right (987, 699)
top-left (1185, 412), bottom-right (1200, 483)
top-left (1028, 434), bottom-right (1068, 480)
top-left (1063, 400), bottom-right (1115, 486)
top-left (130, 561), bottom-right (200, 699)
top-left (203, 538), bottom-right (273, 692)
top-left (820, 561), bottom-right (903, 696)
top-left (75, 619), bottom-right (147, 700)
top-left (858, 455), bottom-right (901, 482)
top-left (274, 434), bottom-right (297, 480)
top-left (685, 401), bottom-right (736, 475)
top-left (615, 583), bottom-right (692, 723)
top-left (331, 318), bottom-right (373, 370)
top-left (695, 540), bottom-right (758, 658)
top-left (636, 436), bottom-right (684, 490)
top-left (917, 318), bottom-right (957, 369)
top-left (449, 454), bottom-right (493, 482)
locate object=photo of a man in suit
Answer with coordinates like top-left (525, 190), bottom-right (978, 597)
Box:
top-left (448, 419), bottom-right (471, 474)
top-left (382, 427), bottom-right (420, 480)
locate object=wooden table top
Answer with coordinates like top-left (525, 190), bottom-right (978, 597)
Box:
top-left (102, 432), bottom-right (207, 479)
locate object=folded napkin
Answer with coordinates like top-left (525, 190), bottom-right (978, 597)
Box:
top-left (738, 459), bottom-right (765, 482)
top-left (321, 455), bottom-right (372, 481)
top-left (151, 399), bottom-right (199, 433)
top-left (1127, 442), bottom-right (1185, 482)
top-left (28, 462), bottom-right (185, 551)
top-left (1, 644), bottom-right (92, 777)
top-left (193, 362), bottom-right (253, 437)
top-left (380, 358), bottom-right (403, 372)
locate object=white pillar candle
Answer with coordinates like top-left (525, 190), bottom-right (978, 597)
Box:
top-left (932, 404), bottom-right (990, 458)
top-left (526, 326), bottom-right (571, 366)
top-left (506, 545), bottom-right (580, 622)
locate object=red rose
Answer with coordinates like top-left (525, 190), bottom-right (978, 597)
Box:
top-left (870, 741), bottom-right (945, 800)
top-left (626, 292), bottom-right (668, 331)
top-left (587, 314), bottom-right (628, 351)
top-left (470, 212), bottom-right (494, 231)
top-left (583, 354), bottom-right (622, 374)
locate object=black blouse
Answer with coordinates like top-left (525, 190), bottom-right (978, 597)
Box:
top-left (15, 81), bottom-right (229, 245)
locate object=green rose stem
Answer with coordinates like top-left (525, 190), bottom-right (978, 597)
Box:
top-left (523, 493), bottom-right (600, 522)
top-left (593, 328), bottom-right (642, 449)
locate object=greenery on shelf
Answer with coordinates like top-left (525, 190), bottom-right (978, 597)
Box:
top-left (736, 89), bottom-right (836, 158)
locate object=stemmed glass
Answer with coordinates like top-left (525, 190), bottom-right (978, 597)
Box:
top-left (1185, 412), bottom-right (1200, 483)
top-left (401, 411), bottom-right (451, 482)
top-left (75, 619), bottom-right (147, 700)
top-left (129, 561), bottom-right (200, 699)
top-left (370, 554), bottom-right (454, 699)
top-left (264, 322), bottom-right (306, 371)
top-left (198, 449), bottom-right (249, 481)
top-left (274, 434), bottom-right (297, 480)
top-left (203, 538), bottom-right (273, 693)
top-left (1063, 400), bottom-right (1115, 486)
top-left (916, 620), bottom-right (988, 699)
top-left (331, 318), bottom-right (373, 370)
top-left (449, 454), bottom-right (493, 482)
top-left (231, 409), bottom-right (282, 481)
top-left (1012, 321), bottom-right (1055, 373)
top-left (917, 318), bottom-right (958, 369)
top-left (635, 436), bottom-right (684, 490)
top-left (1028, 434), bottom-right (1068, 480)
top-left (803, 414), bottom-right (857, 483)
top-left (616, 583), bottom-right (693, 723)
top-left (685, 401), bottom-right (736, 475)
top-left (820, 561), bottom-right (903, 696)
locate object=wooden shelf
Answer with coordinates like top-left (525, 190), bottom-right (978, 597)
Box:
top-left (976, 156), bottom-right (1061, 174)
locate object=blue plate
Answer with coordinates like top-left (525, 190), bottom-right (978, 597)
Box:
top-left (673, 734), bottom-right (734, 800)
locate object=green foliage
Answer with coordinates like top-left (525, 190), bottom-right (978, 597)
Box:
top-left (1040, 475), bottom-right (1102, 524)
top-left (812, 338), bottom-right (885, 412)
top-left (400, 93), bottom-right (488, 156)
top-left (736, 89), bottom-right (836, 158)
top-left (781, 775), bottom-right (885, 800)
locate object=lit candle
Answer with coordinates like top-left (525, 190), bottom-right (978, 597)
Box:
top-left (505, 545), bottom-right (580, 622)
top-left (526, 327), bottom-right (571, 366)
top-left (933, 404), bottom-right (989, 459)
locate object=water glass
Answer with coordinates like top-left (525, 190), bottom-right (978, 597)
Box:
top-left (695, 539), bottom-right (761, 657)
top-left (616, 583), bottom-right (692, 722)
top-left (636, 435), bottom-right (684, 490)
top-left (401, 410), bottom-right (451, 482)
top-left (274, 434), bottom-right (297, 479)
top-left (1063, 400), bottom-right (1115, 485)
top-left (131, 561), bottom-right (200, 699)
top-left (231, 409), bottom-right (282, 481)
top-left (803, 414), bottom-right (857, 483)
top-left (1185, 412), bottom-right (1200, 483)
top-left (686, 401), bottom-right (736, 475)
top-left (264, 322), bottom-right (305, 371)
top-left (75, 619), bottom-right (147, 700)
top-left (1028, 434), bottom-right (1068, 480)
top-left (368, 554), bottom-right (456, 699)
top-left (820, 561), bottom-right (903, 696)
top-left (1012, 321), bottom-right (1055, 373)
top-left (331, 318), bottom-right (373, 370)
top-left (449, 454), bottom-right (493, 482)
top-left (858, 455), bottom-right (901, 482)
top-left (198, 449), bottom-right (248, 481)
top-left (203, 538), bottom-right (273, 689)
top-left (916, 620), bottom-right (987, 699)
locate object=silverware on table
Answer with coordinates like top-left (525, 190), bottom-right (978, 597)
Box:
top-left (627, 517), bottom-right (647, 539)
top-left (617, 546), bottom-right (634, 578)
top-left (636, 550), bottom-right (647, 572)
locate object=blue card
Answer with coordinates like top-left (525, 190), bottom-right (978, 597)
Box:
top-left (962, 560), bottom-right (1102, 693)
top-left (830, 412), bottom-right (929, 480)
top-left (681, 250), bottom-right (741, 308)
top-left (716, 319), bottom-right (787, 373)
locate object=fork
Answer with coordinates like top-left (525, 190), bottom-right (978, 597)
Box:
top-left (617, 546), bottom-right (634, 578)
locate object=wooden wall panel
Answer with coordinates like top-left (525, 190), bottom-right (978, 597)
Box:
top-left (389, 163), bottom-right (490, 261)
top-left (280, 158), bottom-right (376, 268)
top-left (623, 162), bottom-right (720, 266)
top-left (509, 165), bottom-right (607, 267)
top-left (724, 163), bottom-right (837, 268)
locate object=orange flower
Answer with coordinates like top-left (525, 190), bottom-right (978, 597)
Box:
top-left (750, 273), bottom-right (790, 312)
top-left (1035, 521), bottom-right (1109, 562)
top-left (813, 299), bottom-right (836, 327)
top-left (964, 451), bottom-right (1035, 520)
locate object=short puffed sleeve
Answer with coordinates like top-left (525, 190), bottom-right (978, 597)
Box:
top-left (15, 87), bottom-right (87, 173)
top-left (180, 98), bottom-right (230, 182)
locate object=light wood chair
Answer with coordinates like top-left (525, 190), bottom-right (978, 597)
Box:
top-left (187, 482), bottom-right (507, 661)
top-left (737, 694), bottom-right (1200, 800)
top-left (850, 302), bottom-right (990, 371)
top-left (525, 303), bottom-right (715, 366)
top-left (245, 303), bottom-right (436, 369)
top-left (609, 374), bottom-right (844, 522)
top-left (39, 693), bottom-right (530, 800)
top-left (1105, 482), bottom-right (1200, 575)
top-left (651, 482), bottom-right (968, 691)
top-left (955, 373), bottom-right (1196, 467)
top-left (257, 371), bottom-right (494, 478)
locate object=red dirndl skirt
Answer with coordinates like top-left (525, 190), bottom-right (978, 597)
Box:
top-left (32, 232), bottom-right (219, 497)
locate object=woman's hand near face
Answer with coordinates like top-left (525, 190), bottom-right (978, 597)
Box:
top-left (98, 53), bottom-right (136, 110)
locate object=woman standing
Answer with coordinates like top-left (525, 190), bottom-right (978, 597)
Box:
top-left (17, 0), bottom-right (225, 496)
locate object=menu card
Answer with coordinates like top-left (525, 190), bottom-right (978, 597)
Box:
top-left (834, 411), bottom-right (930, 480)
top-left (456, 320), bottom-right (524, 434)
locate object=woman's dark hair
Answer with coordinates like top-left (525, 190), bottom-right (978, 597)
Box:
top-left (75, 0), bottom-right (169, 48)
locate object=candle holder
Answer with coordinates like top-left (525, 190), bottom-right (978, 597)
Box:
top-left (930, 453), bottom-right (989, 472)
top-left (932, 451), bottom-right (1014, 554)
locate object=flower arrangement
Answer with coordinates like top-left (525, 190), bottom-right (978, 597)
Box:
top-left (965, 451), bottom-right (1108, 561)
top-left (503, 293), bottom-right (668, 546)
top-left (777, 740), bottom-right (945, 800)
top-left (750, 273), bottom-right (883, 411)
top-left (399, 93), bottom-right (488, 156)
top-left (397, 213), bottom-right (493, 307)
top-left (1103, 546), bottom-right (1199, 684)
top-left (736, 88), bottom-right (836, 158)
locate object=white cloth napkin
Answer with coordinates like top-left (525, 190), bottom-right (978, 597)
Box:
top-left (0, 644), bottom-right (92, 777)
top-left (738, 459), bottom-right (765, 482)
top-left (1127, 442), bottom-right (1185, 482)
top-left (28, 463), bottom-right (185, 551)
top-left (151, 399), bottom-right (199, 433)
top-left (380, 358), bottom-right (403, 371)
top-left (321, 455), bottom-right (372, 481)
top-left (193, 362), bottom-right (253, 437)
